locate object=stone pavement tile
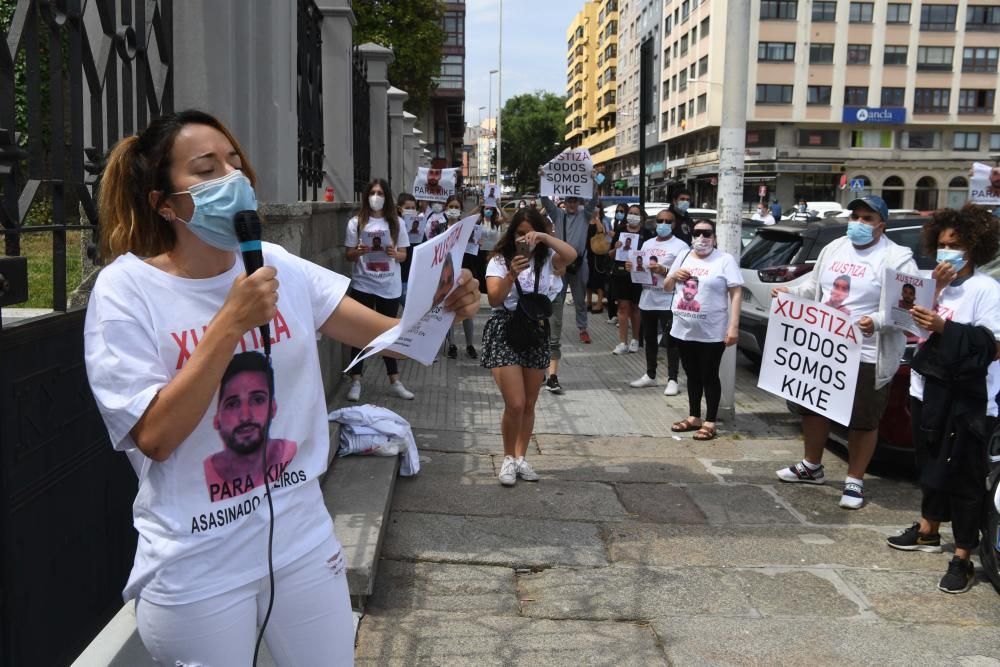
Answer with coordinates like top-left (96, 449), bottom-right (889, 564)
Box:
top-left (651, 616), bottom-right (1000, 666)
top-left (534, 455), bottom-right (717, 484)
top-left (615, 483), bottom-right (708, 524)
top-left (840, 569), bottom-right (1000, 627)
top-left (517, 565), bottom-right (751, 620)
top-left (400, 450), bottom-right (496, 479)
top-left (382, 512), bottom-right (608, 568)
top-left (733, 569), bottom-right (864, 618)
top-left (356, 611), bottom-right (668, 667)
top-left (393, 475), bottom-right (629, 522)
top-left (683, 437), bottom-right (806, 461)
top-left (686, 484), bottom-right (799, 525)
top-left (771, 479), bottom-right (923, 527)
top-left (535, 433), bottom-right (708, 459)
top-left (413, 428), bottom-right (503, 454)
top-left (367, 560), bottom-right (520, 616)
top-left (604, 523), bottom-right (943, 571)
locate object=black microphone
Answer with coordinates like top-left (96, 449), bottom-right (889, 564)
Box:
top-left (234, 210), bottom-right (271, 356)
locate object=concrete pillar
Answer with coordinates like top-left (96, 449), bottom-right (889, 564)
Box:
top-left (173, 0), bottom-right (298, 203)
top-left (387, 86), bottom-right (409, 197)
top-left (402, 112), bottom-right (417, 194)
top-left (357, 43), bottom-right (394, 182)
top-left (315, 0), bottom-right (356, 202)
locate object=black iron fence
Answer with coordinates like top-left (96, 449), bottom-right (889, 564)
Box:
top-left (352, 45), bottom-right (370, 199)
top-left (297, 0), bottom-right (324, 202)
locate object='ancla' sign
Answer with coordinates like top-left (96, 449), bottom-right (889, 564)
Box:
top-left (757, 292), bottom-right (861, 426)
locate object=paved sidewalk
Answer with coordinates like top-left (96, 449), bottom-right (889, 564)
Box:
top-left (352, 302), bottom-right (1000, 666)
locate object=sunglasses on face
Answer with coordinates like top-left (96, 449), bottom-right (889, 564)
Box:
top-left (692, 229), bottom-right (714, 238)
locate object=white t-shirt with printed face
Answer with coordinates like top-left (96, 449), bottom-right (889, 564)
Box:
top-left (818, 236), bottom-right (888, 363)
top-left (345, 216), bottom-right (410, 299)
top-left (669, 248), bottom-right (743, 342)
top-left (424, 213), bottom-right (449, 241)
top-left (486, 251), bottom-right (564, 311)
top-left (638, 235), bottom-right (690, 312)
top-left (910, 271), bottom-right (1000, 417)
top-left (84, 243), bottom-right (350, 605)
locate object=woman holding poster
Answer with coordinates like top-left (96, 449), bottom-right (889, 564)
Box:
top-left (483, 208), bottom-right (577, 486)
top-left (610, 205), bottom-right (652, 355)
top-left (665, 220), bottom-right (743, 441)
top-left (397, 192), bottom-right (422, 305)
top-left (478, 203), bottom-right (505, 295)
top-left (443, 196), bottom-right (478, 359)
top-left (345, 178), bottom-right (415, 402)
top-left (886, 205), bottom-right (1000, 594)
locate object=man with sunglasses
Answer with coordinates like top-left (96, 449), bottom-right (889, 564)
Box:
top-left (772, 195), bottom-right (918, 509)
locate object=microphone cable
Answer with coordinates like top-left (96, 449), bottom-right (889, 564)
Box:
top-left (252, 342), bottom-right (276, 666)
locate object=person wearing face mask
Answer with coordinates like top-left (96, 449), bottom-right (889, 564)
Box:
top-left (751, 203), bottom-right (775, 225)
top-left (670, 188), bottom-right (695, 245)
top-left (586, 206), bottom-right (610, 314)
top-left (478, 204), bottom-right (505, 295)
top-left (82, 110), bottom-right (482, 665)
top-left (605, 204), bottom-right (629, 324)
top-left (628, 210), bottom-right (690, 395)
top-left (886, 205), bottom-right (1000, 594)
top-left (665, 221), bottom-right (743, 441)
top-left (772, 195), bottom-right (918, 510)
top-left (610, 205), bottom-right (652, 355)
top-left (442, 195), bottom-right (478, 359)
top-left (397, 192), bottom-right (422, 306)
top-left (344, 178), bottom-right (414, 402)
top-left (424, 200), bottom-right (449, 239)
top-left (788, 197), bottom-right (812, 221)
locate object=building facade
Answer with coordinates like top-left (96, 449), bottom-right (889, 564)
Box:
top-left (419, 0), bottom-right (467, 170)
top-left (476, 118), bottom-right (497, 188)
top-left (565, 1), bottom-right (621, 175)
top-left (657, 0), bottom-right (1000, 210)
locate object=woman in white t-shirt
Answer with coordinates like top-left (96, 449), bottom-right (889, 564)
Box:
top-left (483, 208), bottom-right (577, 486)
top-left (443, 195), bottom-right (478, 359)
top-left (886, 205), bottom-right (1000, 594)
top-left (397, 192), bottom-right (423, 306)
top-left (344, 178), bottom-right (413, 402)
top-left (83, 110), bottom-right (481, 666)
top-left (478, 203), bottom-right (505, 293)
top-left (665, 220), bottom-right (744, 441)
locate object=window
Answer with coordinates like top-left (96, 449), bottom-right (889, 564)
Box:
top-left (992, 133), bottom-right (1000, 151)
top-left (679, 70), bottom-right (688, 90)
top-left (756, 84), bottom-right (793, 104)
top-left (697, 94), bottom-right (707, 113)
top-left (953, 132), bottom-right (980, 150)
top-left (847, 44), bottom-right (871, 64)
top-left (664, 48), bottom-right (671, 66)
top-left (689, 99), bottom-right (695, 116)
top-left (914, 88), bottom-right (950, 113)
top-left (884, 45), bottom-right (908, 65)
top-left (746, 129), bottom-right (776, 146)
top-left (681, 34), bottom-right (688, 55)
top-left (967, 5), bottom-right (1000, 31)
top-left (958, 89), bottom-right (995, 113)
top-left (797, 129), bottom-right (840, 147)
top-left (758, 42), bottom-right (796, 61)
top-left (881, 87), bottom-right (905, 106)
top-left (682, 0), bottom-right (690, 21)
top-left (437, 54), bottom-right (464, 89)
top-left (962, 47), bottom-right (998, 72)
top-left (845, 86), bottom-right (869, 105)
top-left (698, 55), bottom-right (708, 76)
top-left (810, 43), bottom-right (835, 63)
top-left (691, 26), bottom-right (698, 41)
top-left (920, 4), bottom-right (957, 30)
top-left (700, 16), bottom-right (710, 36)
top-left (760, 0), bottom-right (798, 19)
top-left (812, 0), bottom-right (836, 21)
top-left (807, 85), bottom-right (832, 105)
top-left (851, 130), bottom-right (893, 147)
top-left (665, 15), bottom-right (673, 35)
top-left (902, 131), bottom-right (939, 148)
top-left (917, 46), bottom-right (953, 71)
top-left (849, 2), bottom-right (873, 22)
top-left (886, 3), bottom-right (911, 23)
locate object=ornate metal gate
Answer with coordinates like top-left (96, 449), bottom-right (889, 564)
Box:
top-left (0, 1), bottom-right (172, 664)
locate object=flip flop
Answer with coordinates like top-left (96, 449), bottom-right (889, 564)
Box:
top-left (693, 425), bottom-right (717, 441)
top-left (671, 419), bottom-right (702, 433)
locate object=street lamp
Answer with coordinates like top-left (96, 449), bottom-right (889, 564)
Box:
top-left (488, 69), bottom-right (498, 182)
top-left (478, 105), bottom-right (486, 187)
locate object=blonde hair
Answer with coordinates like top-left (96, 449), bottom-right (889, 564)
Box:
top-left (97, 110), bottom-right (256, 261)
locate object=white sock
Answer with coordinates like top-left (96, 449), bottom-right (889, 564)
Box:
top-left (802, 459), bottom-right (822, 471)
top-left (515, 456), bottom-right (525, 463)
top-left (845, 476), bottom-right (863, 487)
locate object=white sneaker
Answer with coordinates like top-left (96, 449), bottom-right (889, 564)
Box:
top-left (389, 381), bottom-right (415, 400)
top-left (607, 316), bottom-right (618, 325)
top-left (664, 379), bottom-right (679, 396)
top-left (612, 342), bottom-right (628, 355)
top-left (839, 481), bottom-right (865, 509)
top-left (499, 456), bottom-right (517, 486)
top-left (515, 457), bottom-right (539, 481)
top-left (630, 373), bottom-right (658, 388)
top-left (628, 338), bottom-right (640, 353)
top-left (346, 380), bottom-right (362, 402)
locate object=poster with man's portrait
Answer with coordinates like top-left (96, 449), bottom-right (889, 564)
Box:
top-left (413, 167), bottom-right (458, 203)
top-left (969, 162), bottom-right (1000, 206)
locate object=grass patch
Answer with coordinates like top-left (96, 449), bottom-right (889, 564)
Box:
top-left (15, 230), bottom-right (84, 309)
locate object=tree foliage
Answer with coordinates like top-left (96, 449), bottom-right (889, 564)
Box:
top-left (353, 0), bottom-right (446, 114)
top-left (499, 92), bottom-right (567, 192)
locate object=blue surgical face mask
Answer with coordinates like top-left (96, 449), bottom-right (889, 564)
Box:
top-left (484, 208), bottom-right (494, 218)
top-left (676, 201), bottom-right (690, 213)
top-left (846, 221), bottom-right (875, 246)
top-left (615, 212), bottom-right (625, 221)
top-left (172, 170), bottom-right (257, 251)
top-left (937, 249), bottom-right (967, 273)
top-left (656, 223), bottom-right (673, 238)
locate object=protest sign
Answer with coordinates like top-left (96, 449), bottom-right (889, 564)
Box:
top-left (969, 162), bottom-right (1000, 206)
top-left (465, 224), bottom-right (483, 256)
top-left (882, 268), bottom-right (933, 336)
top-left (643, 247), bottom-right (673, 289)
top-left (628, 250), bottom-right (653, 285)
top-left (404, 214), bottom-right (425, 245)
top-left (413, 167), bottom-right (458, 203)
top-left (345, 215), bottom-right (477, 371)
top-left (484, 183), bottom-right (499, 207)
top-left (758, 292), bottom-right (862, 426)
top-left (539, 148), bottom-right (593, 200)
top-left (361, 230), bottom-right (391, 273)
top-left (616, 233), bottom-right (639, 262)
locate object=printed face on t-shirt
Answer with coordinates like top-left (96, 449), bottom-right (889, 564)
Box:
top-left (214, 370), bottom-right (273, 455)
top-left (827, 275), bottom-right (851, 312)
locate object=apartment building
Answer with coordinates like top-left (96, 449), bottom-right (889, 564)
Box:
top-left (565, 0), bottom-right (621, 174)
top-left (420, 0), bottom-right (466, 169)
top-left (613, 0), bottom-right (665, 197)
top-left (658, 0), bottom-right (999, 210)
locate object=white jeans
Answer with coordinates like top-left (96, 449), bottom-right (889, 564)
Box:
top-left (136, 536), bottom-right (354, 667)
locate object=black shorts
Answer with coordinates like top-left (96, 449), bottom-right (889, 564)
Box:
top-left (610, 274), bottom-right (642, 303)
top-left (790, 362), bottom-right (890, 431)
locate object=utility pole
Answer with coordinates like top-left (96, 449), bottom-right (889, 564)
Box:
top-left (639, 39), bottom-right (652, 213)
top-left (496, 0), bottom-right (503, 196)
top-left (717, 0), bottom-right (751, 422)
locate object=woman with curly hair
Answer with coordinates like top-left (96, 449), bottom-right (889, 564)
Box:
top-left (886, 204), bottom-right (1000, 594)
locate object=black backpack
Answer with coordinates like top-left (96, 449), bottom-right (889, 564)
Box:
top-left (506, 266), bottom-right (553, 352)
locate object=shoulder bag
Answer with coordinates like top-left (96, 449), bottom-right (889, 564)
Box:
top-left (506, 266), bottom-right (553, 352)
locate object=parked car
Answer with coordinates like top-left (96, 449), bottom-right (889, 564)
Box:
top-left (782, 201), bottom-right (845, 221)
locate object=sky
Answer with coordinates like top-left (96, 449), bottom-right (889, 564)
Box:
top-left (464, 0), bottom-right (580, 127)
